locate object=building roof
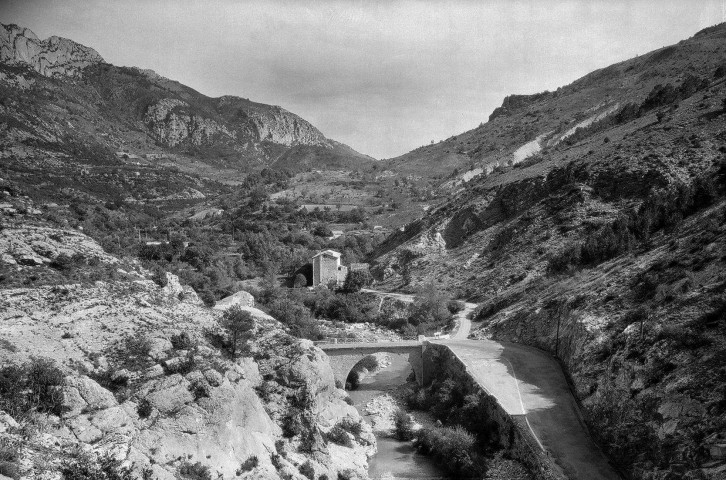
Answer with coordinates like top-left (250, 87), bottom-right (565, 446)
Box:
top-left (312, 249), bottom-right (341, 259)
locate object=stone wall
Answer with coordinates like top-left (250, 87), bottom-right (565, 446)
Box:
top-left (422, 343), bottom-right (565, 480)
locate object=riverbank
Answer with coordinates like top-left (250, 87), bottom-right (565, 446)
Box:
top-left (347, 355), bottom-right (450, 480)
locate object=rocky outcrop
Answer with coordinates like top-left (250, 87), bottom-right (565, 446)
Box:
top-left (0, 23), bottom-right (103, 77)
top-left (213, 289), bottom-right (255, 310)
top-left (247, 106), bottom-right (329, 147)
top-left (0, 226), bottom-right (375, 479)
top-left (0, 224), bottom-right (118, 267)
top-left (144, 98), bottom-right (237, 147)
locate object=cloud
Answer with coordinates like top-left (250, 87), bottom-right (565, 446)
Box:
top-left (1, 0), bottom-right (722, 158)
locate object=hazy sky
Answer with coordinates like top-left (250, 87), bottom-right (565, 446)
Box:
top-left (1, 1), bottom-right (723, 158)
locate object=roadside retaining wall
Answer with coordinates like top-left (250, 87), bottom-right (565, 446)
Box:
top-left (422, 342), bottom-right (566, 480)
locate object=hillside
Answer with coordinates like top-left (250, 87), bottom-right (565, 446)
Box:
top-left (371, 23), bottom-right (726, 480)
top-left (385, 23), bottom-right (726, 187)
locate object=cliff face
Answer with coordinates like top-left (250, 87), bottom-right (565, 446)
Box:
top-left (144, 98), bottom-right (238, 148)
top-left (0, 23), bottom-right (103, 77)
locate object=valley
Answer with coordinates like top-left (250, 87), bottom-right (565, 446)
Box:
top-left (1, 14), bottom-right (726, 480)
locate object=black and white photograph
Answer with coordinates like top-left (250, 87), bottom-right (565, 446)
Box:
top-left (0, 1), bottom-right (725, 479)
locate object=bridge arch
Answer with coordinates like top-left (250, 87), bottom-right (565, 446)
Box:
top-left (318, 342), bottom-right (426, 387)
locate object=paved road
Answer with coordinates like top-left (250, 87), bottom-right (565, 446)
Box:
top-left (431, 339), bottom-right (621, 480)
top-left (451, 302), bottom-right (476, 339)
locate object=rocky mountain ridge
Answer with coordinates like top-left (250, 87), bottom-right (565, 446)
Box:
top-left (0, 23), bottom-right (103, 77)
top-left (0, 22), bottom-right (373, 189)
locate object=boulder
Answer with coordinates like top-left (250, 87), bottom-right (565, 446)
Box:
top-left (214, 290), bottom-right (255, 310)
top-left (0, 411), bottom-right (18, 433)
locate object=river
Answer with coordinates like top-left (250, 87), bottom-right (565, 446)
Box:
top-left (346, 355), bottom-right (451, 480)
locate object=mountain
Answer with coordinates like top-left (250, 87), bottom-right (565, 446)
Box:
top-left (372, 23), bottom-right (726, 480)
top-left (0, 23), bottom-right (373, 187)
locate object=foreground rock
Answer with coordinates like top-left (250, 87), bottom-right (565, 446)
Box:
top-left (0, 228), bottom-right (375, 479)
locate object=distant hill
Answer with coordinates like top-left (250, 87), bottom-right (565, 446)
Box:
top-left (0, 22), bottom-right (374, 183)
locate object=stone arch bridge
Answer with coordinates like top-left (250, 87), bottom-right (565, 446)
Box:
top-left (317, 340), bottom-right (426, 386)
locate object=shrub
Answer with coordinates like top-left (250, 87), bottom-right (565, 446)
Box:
top-left (393, 408), bottom-right (415, 440)
top-left (50, 253), bottom-right (74, 271)
top-left (298, 460), bottom-right (315, 480)
top-left (136, 398), bottom-right (152, 419)
top-left (237, 456), bottom-right (258, 474)
top-left (326, 425), bottom-right (353, 447)
top-left (0, 358), bottom-right (65, 417)
top-left (170, 331), bottom-right (194, 350)
top-left (189, 379), bottom-right (210, 400)
top-left (415, 425), bottom-right (480, 477)
top-left (124, 335), bottom-right (153, 358)
top-left (337, 418), bottom-right (363, 436)
top-left (150, 266), bottom-right (168, 287)
top-left (0, 439), bottom-right (19, 480)
top-left (337, 470), bottom-right (356, 480)
top-left (447, 300), bottom-right (465, 314)
top-left (293, 273), bottom-right (308, 288)
top-left (198, 289), bottom-right (216, 307)
top-left (61, 451), bottom-right (135, 480)
top-left (178, 461), bottom-right (212, 480)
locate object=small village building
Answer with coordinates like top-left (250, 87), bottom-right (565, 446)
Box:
top-left (311, 249), bottom-right (348, 287)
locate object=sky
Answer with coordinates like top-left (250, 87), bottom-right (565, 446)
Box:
top-left (1, 0), bottom-right (724, 159)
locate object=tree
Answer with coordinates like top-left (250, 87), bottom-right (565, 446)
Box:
top-left (220, 305), bottom-right (255, 357)
top-left (342, 270), bottom-right (371, 293)
top-left (293, 273), bottom-right (308, 288)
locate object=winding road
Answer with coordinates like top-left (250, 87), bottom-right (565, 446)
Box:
top-left (350, 289), bottom-right (621, 480)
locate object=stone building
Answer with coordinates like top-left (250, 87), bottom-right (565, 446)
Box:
top-left (312, 249), bottom-right (348, 287)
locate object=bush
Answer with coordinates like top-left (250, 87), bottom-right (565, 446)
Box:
top-left (50, 253), bottom-right (71, 271)
top-left (178, 461), bottom-right (212, 480)
top-left (447, 300), bottom-right (465, 314)
top-left (298, 460), bottom-right (315, 480)
top-left (136, 398), bottom-right (153, 419)
top-left (0, 358), bottom-right (65, 417)
top-left (61, 451), bottom-right (135, 480)
top-left (237, 456), bottom-right (258, 474)
top-left (123, 335), bottom-right (153, 358)
top-left (170, 331), bottom-right (194, 350)
top-left (199, 289), bottom-right (216, 307)
top-left (337, 418), bottom-right (363, 436)
top-left (415, 425), bottom-right (480, 477)
top-left (327, 425), bottom-right (353, 447)
top-left (393, 408), bottom-right (415, 440)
